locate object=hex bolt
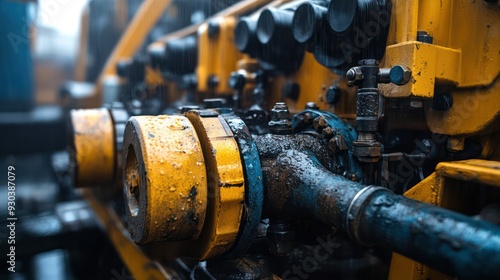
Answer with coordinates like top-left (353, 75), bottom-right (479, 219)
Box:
top-left (207, 20), bottom-right (220, 38)
top-left (270, 102), bottom-right (290, 120)
top-left (305, 102), bottom-right (319, 110)
top-left (416, 31), bottom-right (433, 44)
top-left (336, 135), bottom-right (349, 151)
top-left (329, 138), bottom-right (339, 153)
top-left (389, 65), bottom-right (412, 85)
top-left (432, 93), bottom-right (454, 110)
top-left (346, 67), bottom-right (364, 85)
top-left (267, 222), bottom-right (295, 256)
top-left (268, 102), bottom-right (292, 135)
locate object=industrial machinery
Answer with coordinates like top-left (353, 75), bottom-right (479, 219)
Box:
top-left (65, 0), bottom-right (500, 279)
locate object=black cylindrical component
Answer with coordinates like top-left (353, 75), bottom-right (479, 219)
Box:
top-left (148, 43), bottom-right (165, 69)
top-left (328, 0), bottom-right (356, 34)
top-left (234, 16), bottom-right (260, 56)
top-left (292, 2), bottom-right (328, 44)
top-left (116, 57), bottom-right (147, 82)
top-left (163, 36), bottom-right (198, 75)
top-left (355, 91), bottom-right (379, 132)
top-left (327, 0), bottom-right (379, 35)
top-left (257, 8), bottom-right (295, 45)
top-left (255, 138), bottom-right (500, 280)
top-left (292, 0), bottom-right (391, 73)
top-left (243, 4), bottom-right (306, 73)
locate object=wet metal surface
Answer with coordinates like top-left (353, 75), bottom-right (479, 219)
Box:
top-left (256, 133), bottom-right (500, 279)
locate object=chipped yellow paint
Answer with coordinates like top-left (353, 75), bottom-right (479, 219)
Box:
top-left (185, 111), bottom-right (245, 259)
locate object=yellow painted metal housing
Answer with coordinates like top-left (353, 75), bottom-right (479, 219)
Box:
top-left (380, 0), bottom-right (500, 136)
top-left (382, 0), bottom-right (499, 93)
top-left (123, 115), bottom-right (208, 245)
top-left (285, 52), bottom-right (357, 119)
top-left (197, 16), bottom-right (243, 96)
top-left (389, 159), bottom-right (500, 280)
top-left (185, 111), bottom-right (245, 259)
top-left (70, 108), bottom-right (116, 187)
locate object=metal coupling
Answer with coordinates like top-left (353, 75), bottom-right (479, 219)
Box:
top-left (123, 115), bottom-right (208, 245)
top-left (122, 112), bottom-right (249, 259)
top-left (69, 107), bottom-right (128, 187)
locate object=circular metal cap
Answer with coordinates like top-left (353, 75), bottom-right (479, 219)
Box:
top-left (123, 115), bottom-right (208, 245)
top-left (328, 0), bottom-right (357, 34)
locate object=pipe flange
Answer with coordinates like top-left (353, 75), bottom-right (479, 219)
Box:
top-left (70, 108), bottom-right (116, 187)
top-left (185, 110), bottom-right (246, 259)
top-left (222, 114), bottom-right (264, 257)
top-left (123, 115), bottom-right (208, 245)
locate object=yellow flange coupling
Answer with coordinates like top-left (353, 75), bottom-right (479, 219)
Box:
top-left (70, 108), bottom-right (116, 187)
top-left (185, 111), bottom-right (245, 259)
top-left (123, 115), bottom-right (208, 245)
top-left (122, 112), bottom-right (245, 259)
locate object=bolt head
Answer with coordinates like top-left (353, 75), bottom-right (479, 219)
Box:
top-left (271, 102), bottom-right (290, 119)
top-left (390, 65), bottom-right (412, 85)
top-left (346, 67), bottom-right (364, 84)
top-left (207, 20), bottom-right (220, 38)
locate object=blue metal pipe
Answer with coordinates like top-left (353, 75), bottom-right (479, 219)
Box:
top-left (256, 135), bottom-right (500, 279)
